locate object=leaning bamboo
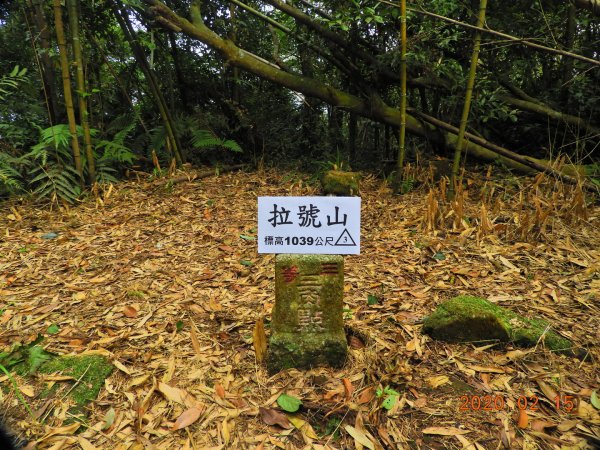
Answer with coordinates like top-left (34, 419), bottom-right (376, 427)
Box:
top-left (450, 0), bottom-right (487, 198)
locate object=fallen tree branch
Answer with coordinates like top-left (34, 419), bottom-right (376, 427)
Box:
top-left (151, 164), bottom-right (249, 185)
top-left (410, 109), bottom-right (598, 192)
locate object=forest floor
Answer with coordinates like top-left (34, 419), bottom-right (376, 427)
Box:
top-left (0, 167), bottom-right (599, 450)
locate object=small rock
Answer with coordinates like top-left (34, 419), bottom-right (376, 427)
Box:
top-left (321, 170), bottom-right (360, 196)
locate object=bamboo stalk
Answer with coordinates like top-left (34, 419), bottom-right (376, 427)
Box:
top-left (68, 0), bottom-right (95, 183)
top-left (450, 0), bottom-right (487, 199)
top-left (52, 0), bottom-right (84, 185)
top-left (394, 0), bottom-right (407, 193)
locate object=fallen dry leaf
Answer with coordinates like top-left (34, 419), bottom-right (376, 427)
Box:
top-left (215, 383), bottom-right (226, 399)
top-left (530, 420), bottom-right (555, 432)
top-left (344, 425), bottom-right (375, 450)
top-left (422, 426), bottom-right (471, 436)
top-left (348, 334), bottom-right (365, 349)
top-left (123, 305), bottom-right (138, 318)
top-left (426, 375), bottom-right (450, 389)
top-left (158, 382), bottom-right (199, 408)
top-left (172, 406), bottom-right (204, 430)
top-left (516, 408), bottom-right (529, 429)
top-left (536, 380), bottom-right (558, 402)
top-left (190, 324), bottom-right (202, 354)
top-left (77, 436), bottom-right (99, 450)
top-left (342, 378), bottom-right (354, 400)
top-left (358, 387), bottom-right (376, 404)
top-left (253, 318), bottom-right (267, 363)
top-left (288, 415), bottom-right (318, 440)
top-left (258, 407), bottom-right (292, 429)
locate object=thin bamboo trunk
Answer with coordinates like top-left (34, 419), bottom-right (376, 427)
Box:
top-left (67, 0), bottom-right (95, 183)
top-left (561, 2), bottom-right (577, 103)
top-left (394, 0), bottom-right (407, 193)
top-left (112, 2), bottom-right (183, 165)
top-left (450, 0), bottom-right (487, 198)
top-left (88, 34), bottom-right (150, 135)
top-left (228, 4), bottom-right (240, 103)
top-left (52, 0), bottom-right (84, 185)
top-left (28, 0), bottom-right (59, 124)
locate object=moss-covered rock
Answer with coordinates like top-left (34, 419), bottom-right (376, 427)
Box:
top-left (268, 254), bottom-right (347, 373)
top-left (422, 296), bottom-right (580, 357)
top-left (322, 170), bottom-right (360, 196)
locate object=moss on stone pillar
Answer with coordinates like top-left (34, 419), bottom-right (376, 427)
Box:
top-left (267, 254), bottom-right (348, 373)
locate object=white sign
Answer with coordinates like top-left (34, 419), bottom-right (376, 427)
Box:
top-left (258, 197), bottom-right (360, 255)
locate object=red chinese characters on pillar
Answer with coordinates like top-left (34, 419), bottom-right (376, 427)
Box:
top-left (282, 266), bottom-right (299, 283)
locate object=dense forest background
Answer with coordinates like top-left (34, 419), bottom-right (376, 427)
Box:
top-left (0, 0), bottom-right (599, 202)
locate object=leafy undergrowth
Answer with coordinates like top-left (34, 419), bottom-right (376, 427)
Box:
top-left (0, 167), bottom-right (598, 449)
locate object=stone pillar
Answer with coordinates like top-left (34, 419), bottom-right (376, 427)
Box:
top-left (267, 254), bottom-right (348, 373)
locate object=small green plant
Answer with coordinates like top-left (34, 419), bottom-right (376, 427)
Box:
top-left (322, 416), bottom-right (342, 439)
top-left (376, 386), bottom-right (400, 410)
top-left (398, 177), bottom-right (416, 194)
top-left (316, 149), bottom-right (351, 173)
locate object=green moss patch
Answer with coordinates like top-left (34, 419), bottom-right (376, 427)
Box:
top-left (422, 296), bottom-right (580, 357)
top-left (321, 170), bottom-right (360, 196)
top-left (267, 331), bottom-right (347, 374)
top-left (39, 355), bottom-right (113, 405)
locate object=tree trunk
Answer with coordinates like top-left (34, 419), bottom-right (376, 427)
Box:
top-left (67, 0), bottom-right (95, 183)
top-left (52, 0), bottom-right (84, 185)
top-left (450, 0), bottom-right (487, 198)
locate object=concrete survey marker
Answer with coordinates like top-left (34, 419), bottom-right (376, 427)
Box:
top-left (267, 254), bottom-right (348, 373)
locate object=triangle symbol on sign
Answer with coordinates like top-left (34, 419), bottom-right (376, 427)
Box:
top-left (334, 228), bottom-right (357, 246)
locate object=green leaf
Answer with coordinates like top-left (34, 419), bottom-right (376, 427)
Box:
top-left (277, 393), bottom-right (302, 412)
top-left (102, 407), bottom-right (116, 430)
top-left (384, 387), bottom-right (400, 396)
top-left (47, 324), bottom-right (59, 334)
top-left (176, 320), bottom-right (184, 332)
top-left (591, 390), bottom-right (600, 410)
top-left (381, 394), bottom-right (399, 410)
top-left (28, 345), bottom-right (51, 374)
top-left (433, 252), bottom-right (446, 261)
top-left (239, 234), bottom-right (256, 241)
top-left (367, 294), bottom-right (379, 305)
top-left (240, 260), bottom-right (253, 267)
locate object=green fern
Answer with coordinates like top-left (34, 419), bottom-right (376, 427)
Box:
top-left (0, 66), bottom-right (27, 102)
top-left (27, 124), bottom-right (74, 165)
top-left (22, 125), bottom-right (81, 203)
top-left (191, 129), bottom-right (242, 153)
top-left (95, 163), bottom-right (119, 185)
top-left (30, 164), bottom-right (81, 203)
